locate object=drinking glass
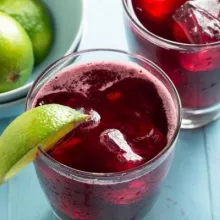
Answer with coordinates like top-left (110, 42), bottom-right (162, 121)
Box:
top-left (122, 0), bottom-right (220, 128)
top-left (26, 49), bottom-right (181, 220)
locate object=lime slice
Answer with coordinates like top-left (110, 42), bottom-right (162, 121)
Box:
top-left (0, 104), bottom-right (87, 184)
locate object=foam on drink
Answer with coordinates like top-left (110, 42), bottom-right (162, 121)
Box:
top-left (34, 61), bottom-right (178, 143)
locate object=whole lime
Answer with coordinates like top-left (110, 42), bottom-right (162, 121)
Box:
top-left (0, 12), bottom-right (34, 93)
top-left (0, 0), bottom-right (53, 64)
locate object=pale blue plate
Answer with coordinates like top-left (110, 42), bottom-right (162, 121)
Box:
top-left (0, 0), bottom-right (84, 104)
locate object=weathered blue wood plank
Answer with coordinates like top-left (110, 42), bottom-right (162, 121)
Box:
top-left (0, 181), bottom-right (9, 220)
top-left (79, 0), bottom-right (127, 50)
top-left (146, 130), bottom-right (212, 220)
top-left (0, 118), bottom-right (14, 133)
top-left (2, 165), bottom-right (55, 220)
top-left (204, 119), bottom-right (220, 220)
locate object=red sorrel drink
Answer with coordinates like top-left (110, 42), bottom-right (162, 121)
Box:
top-left (123, 0), bottom-right (220, 128)
top-left (26, 49), bottom-right (181, 220)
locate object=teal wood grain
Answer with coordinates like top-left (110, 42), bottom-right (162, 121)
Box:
top-left (0, 118), bottom-right (13, 134)
top-left (145, 130), bottom-right (212, 220)
top-left (0, 164), bottom-right (57, 220)
top-left (0, 183), bottom-right (8, 219)
top-left (204, 120), bottom-right (220, 220)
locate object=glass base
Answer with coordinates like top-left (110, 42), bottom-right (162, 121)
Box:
top-left (52, 209), bottom-right (68, 220)
top-left (51, 199), bottom-right (157, 220)
top-left (51, 205), bottom-right (74, 220)
top-left (182, 104), bottom-right (220, 129)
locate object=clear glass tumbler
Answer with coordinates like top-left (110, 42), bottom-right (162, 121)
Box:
top-left (123, 0), bottom-right (220, 128)
top-left (26, 49), bottom-right (181, 220)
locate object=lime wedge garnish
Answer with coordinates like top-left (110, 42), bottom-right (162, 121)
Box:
top-left (0, 104), bottom-right (87, 184)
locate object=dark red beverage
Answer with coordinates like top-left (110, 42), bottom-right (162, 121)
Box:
top-left (124, 0), bottom-right (220, 128)
top-left (36, 64), bottom-right (170, 173)
top-left (27, 50), bottom-right (180, 220)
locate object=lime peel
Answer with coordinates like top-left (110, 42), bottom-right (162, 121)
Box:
top-left (0, 104), bottom-right (88, 184)
top-left (0, 0), bottom-right (53, 64)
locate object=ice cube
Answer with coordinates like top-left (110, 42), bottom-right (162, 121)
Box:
top-left (135, 0), bottom-right (186, 22)
top-left (79, 108), bottom-right (101, 130)
top-left (179, 49), bottom-right (220, 72)
top-left (173, 1), bottom-right (220, 44)
top-left (117, 110), bottom-right (166, 148)
top-left (106, 91), bottom-right (124, 102)
top-left (132, 125), bottom-right (167, 159)
top-left (172, 21), bottom-right (191, 43)
top-left (100, 129), bottom-right (143, 163)
top-left (173, 1), bottom-right (220, 71)
top-left (148, 127), bottom-right (167, 147)
top-left (193, 0), bottom-right (220, 19)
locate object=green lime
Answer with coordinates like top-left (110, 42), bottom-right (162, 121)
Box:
top-left (0, 104), bottom-right (87, 184)
top-left (0, 11), bottom-right (34, 93)
top-left (0, 0), bottom-right (53, 64)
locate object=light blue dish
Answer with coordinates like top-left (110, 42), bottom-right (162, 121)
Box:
top-left (0, 0), bottom-right (84, 104)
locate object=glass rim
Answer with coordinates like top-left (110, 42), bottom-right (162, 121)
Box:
top-left (26, 48), bottom-right (182, 181)
top-left (122, 0), bottom-right (220, 50)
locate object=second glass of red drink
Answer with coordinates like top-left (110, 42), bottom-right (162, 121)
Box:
top-left (123, 0), bottom-right (220, 128)
top-left (26, 49), bottom-right (181, 220)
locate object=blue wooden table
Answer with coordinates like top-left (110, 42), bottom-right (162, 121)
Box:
top-left (0, 1), bottom-right (219, 219)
